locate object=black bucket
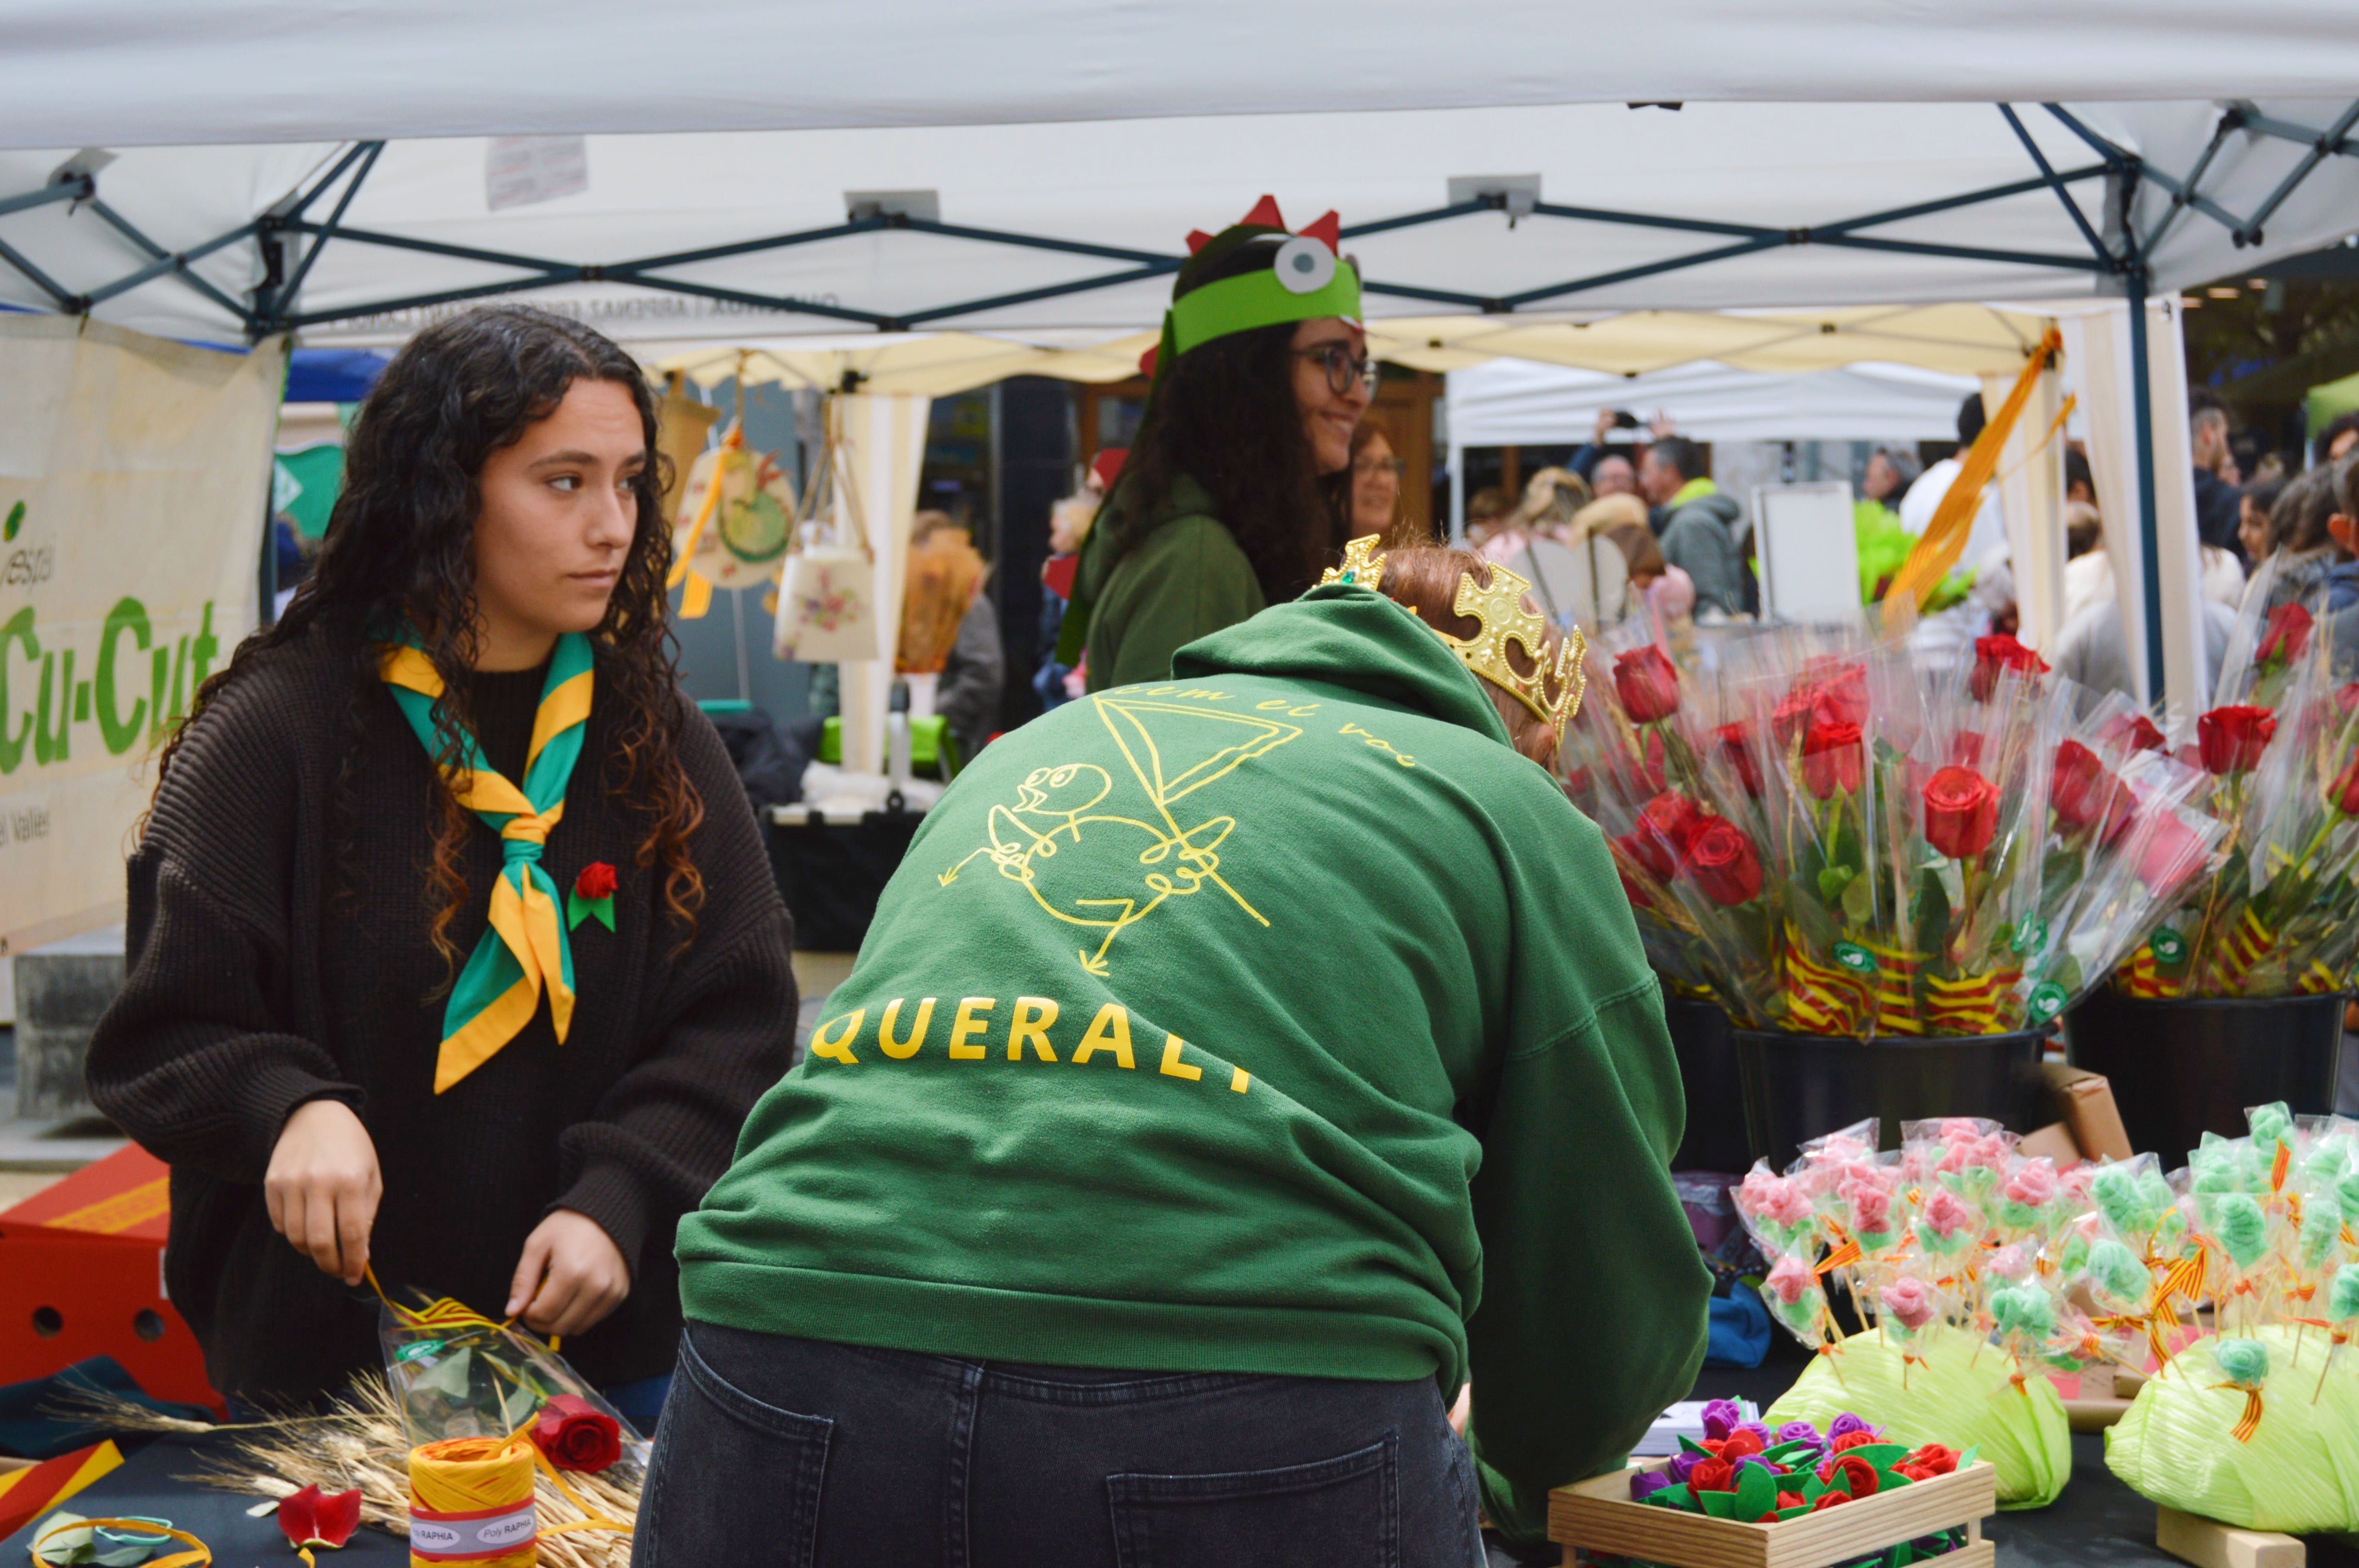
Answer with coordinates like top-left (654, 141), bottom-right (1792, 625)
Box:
top-left (2063, 989), bottom-right (2348, 1168)
top-left (1734, 1029), bottom-right (2048, 1165)
top-left (1664, 997), bottom-right (1749, 1173)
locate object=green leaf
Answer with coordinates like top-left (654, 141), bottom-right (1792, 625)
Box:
top-left (1775, 1503), bottom-right (1816, 1522)
top-left (1734, 1464), bottom-right (1779, 1523)
top-left (1841, 865), bottom-right (1879, 924)
top-left (1760, 1439), bottom-right (1817, 1464)
top-left (31, 1513), bottom-right (93, 1567)
top-left (1842, 1444), bottom-right (1909, 1467)
top-left (1677, 1435), bottom-right (1710, 1455)
top-left (1696, 1489), bottom-right (1741, 1519)
top-left (410, 1344), bottom-right (473, 1399)
top-left (1818, 864), bottom-right (1858, 903)
top-left (1958, 1445), bottom-right (1981, 1469)
top-left (1647, 1483), bottom-right (1697, 1512)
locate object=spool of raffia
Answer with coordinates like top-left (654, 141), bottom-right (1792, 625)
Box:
top-left (407, 1435), bottom-right (538, 1567)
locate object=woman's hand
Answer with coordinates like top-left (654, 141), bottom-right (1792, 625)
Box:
top-left (508, 1209), bottom-right (631, 1337)
top-left (264, 1099), bottom-right (382, 1286)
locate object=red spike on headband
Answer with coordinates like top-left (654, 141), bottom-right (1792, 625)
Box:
top-left (1239, 193), bottom-right (1286, 230)
top-left (1300, 211), bottom-right (1341, 252)
top-left (1185, 229), bottom-right (1213, 255)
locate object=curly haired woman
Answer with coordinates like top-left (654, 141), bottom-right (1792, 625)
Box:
top-left (87, 306), bottom-right (795, 1424)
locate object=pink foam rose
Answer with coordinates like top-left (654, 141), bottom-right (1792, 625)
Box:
top-left (1939, 1118), bottom-right (1987, 1142)
top-left (1923, 1187), bottom-right (1974, 1237)
top-left (1766, 1254), bottom-right (1814, 1306)
top-left (1880, 1277), bottom-right (1936, 1330)
top-left (2004, 1160), bottom-right (2057, 1208)
top-left (1964, 1133), bottom-right (2011, 1172)
top-left (1989, 1244), bottom-right (2032, 1281)
top-left (1738, 1172), bottom-right (1814, 1228)
top-left (1850, 1187), bottom-right (1893, 1233)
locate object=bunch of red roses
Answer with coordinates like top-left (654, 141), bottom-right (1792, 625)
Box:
top-left (1626, 1399), bottom-right (1976, 1528)
top-left (1567, 629), bottom-right (2223, 1037)
top-left (2119, 593), bottom-right (2359, 998)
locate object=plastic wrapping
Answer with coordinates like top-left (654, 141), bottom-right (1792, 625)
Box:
top-left (1766, 1334), bottom-right (2071, 1509)
top-left (379, 1303), bottom-right (646, 1469)
top-left (2105, 1327), bottom-right (2359, 1532)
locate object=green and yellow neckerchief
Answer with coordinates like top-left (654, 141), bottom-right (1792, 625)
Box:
top-left (378, 633), bottom-right (594, 1094)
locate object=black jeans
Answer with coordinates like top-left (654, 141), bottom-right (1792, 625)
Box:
top-left (635, 1321), bottom-right (1484, 1567)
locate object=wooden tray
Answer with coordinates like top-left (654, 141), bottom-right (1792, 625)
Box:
top-left (1551, 1458), bottom-right (1997, 1568)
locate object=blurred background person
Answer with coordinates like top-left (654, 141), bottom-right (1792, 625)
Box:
top-left (2189, 391), bottom-right (2245, 564)
top-left (2314, 411), bottom-right (2359, 468)
top-left (1637, 435), bottom-right (1743, 618)
top-left (2239, 476), bottom-right (2285, 568)
top-left (1462, 485), bottom-right (1512, 552)
top-left (1348, 422), bottom-right (1410, 545)
top-left (1034, 449), bottom-right (1122, 712)
top-left (1852, 445), bottom-right (1918, 603)
top-left (1601, 519), bottom-right (1694, 626)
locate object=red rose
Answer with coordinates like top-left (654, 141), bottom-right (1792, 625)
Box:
top-left (1815, 663), bottom-right (1871, 726)
top-left (1719, 1427), bottom-right (1764, 1459)
top-left (575, 861), bottom-right (619, 901)
top-left (1949, 731), bottom-right (1986, 769)
top-left (1686, 820), bottom-right (1764, 907)
top-left (1811, 1491), bottom-right (1850, 1511)
top-left (1923, 764), bottom-right (2000, 859)
top-left (1716, 721), bottom-right (1764, 797)
top-left (1630, 791), bottom-right (1706, 879)
top-left (278, 1484), bottom-right (362, 1550)
top-left (1801, 720), bottom-right (1865, 799)
top-left (1615, 860), bottom-right (1655, 910)
top-left (530, 1393), bottom-right (623, 1473)
top-left (1776, 1491), bottom-right (1804, 1510)
top-left (1834, 1455), bottom-right (1882, 1498)
top-left (2197, 705), bottom-right (2276, 776)
top-left (1829, 1429), bottom-right (1879, 1454)
top-left (1971, 634), bottom-right (2048, 702)
top-left (2333, 752), bottom-right (2359, 816)
top-left (1773, 684), bottom-right (1821, 743)
top-left (1689, 1457), bottom-right (1735, 1493)
top-left (2135, 807), bottom-right (2209, 897)
top-left (2258, 602), bottom-right (2313, 669)
top-left (2052, 740), bottom-right (2132, 843)
top-left (1902, 1443), bottom-right (1960, 1477)
top-left (1614, 644), bottom-right (1682, 724)
top-left (2100, 712), bottom-right (2167, 754)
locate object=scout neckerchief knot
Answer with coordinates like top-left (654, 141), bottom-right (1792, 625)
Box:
top-left (1054, 194), bottom-right (1361, 667)
top-left (379, 634), bottom-right (594, 1094)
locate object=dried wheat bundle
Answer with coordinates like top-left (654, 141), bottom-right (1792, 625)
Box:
top-left (897, 525), bottom-right (986, 674)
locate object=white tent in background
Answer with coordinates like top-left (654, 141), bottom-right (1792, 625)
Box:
top-left (3, 2), bottom-right (2356, 714)
top-left (1446, 358), bottom-right (1980, 449)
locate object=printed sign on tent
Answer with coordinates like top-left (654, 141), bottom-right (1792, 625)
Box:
top-left (0, 316), bottom-right (285, 954)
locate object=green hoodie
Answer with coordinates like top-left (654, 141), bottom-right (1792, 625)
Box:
top-left (1071, 472), bottom-right (1265, 692)
top-left (677, 586), bottom-right (1710, 1539)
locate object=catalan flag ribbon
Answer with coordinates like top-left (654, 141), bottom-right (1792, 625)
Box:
top-left (379, 635), bottom-right (594, 1093)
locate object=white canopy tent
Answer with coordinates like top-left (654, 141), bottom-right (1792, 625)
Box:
top-left (1445, 358), bottom-right (1981, 448)
top-left (2, 4), bottom-right (2356, 710)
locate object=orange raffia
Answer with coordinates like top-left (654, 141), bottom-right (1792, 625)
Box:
top-left (2212, 1383), bottom-right (2266, 1444)
top-left (2269, 1143), bottom-right (2291, 1194)
top-left (368, 1264), bottom-right (561, 1353)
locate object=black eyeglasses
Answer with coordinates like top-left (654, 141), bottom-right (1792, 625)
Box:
top-left (1293, 343), bottom-right (1379, 397)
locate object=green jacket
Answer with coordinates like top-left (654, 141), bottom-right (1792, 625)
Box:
top-left (1076, 473), bottom-right (1264, 691)
top-left (677, 587), bottom-right (1710, 1540)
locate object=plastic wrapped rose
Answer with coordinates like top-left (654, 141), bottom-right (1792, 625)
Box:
top-left (1879, 1276), bottom-right (1937, 1333)
top-left (1614, 644), bottom-right (1682, 724)
top-left (1923, 765), bottom-right (2000, 860)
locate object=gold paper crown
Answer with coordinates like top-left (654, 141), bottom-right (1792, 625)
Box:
top-left (1319, 534), bottom-right (1588, 743)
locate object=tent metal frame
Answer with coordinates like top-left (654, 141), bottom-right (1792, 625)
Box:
top-left (2, 97), bottom-right (2354, 690)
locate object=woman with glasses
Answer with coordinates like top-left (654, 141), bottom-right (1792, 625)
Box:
top-left (1058, 197), bottom-right (1373, 691)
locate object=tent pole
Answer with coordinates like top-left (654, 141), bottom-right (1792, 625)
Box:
top-left (1449, 441), bottom-right (1465, 545)
top-left (2126, 271), bottom-right (2166, 705)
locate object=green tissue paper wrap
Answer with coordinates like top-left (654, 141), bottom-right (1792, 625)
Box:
top-left (1764, 1333), bottom-right (2072, 1508)
top-left (2106, 1327), bottom-right (2359, 1533)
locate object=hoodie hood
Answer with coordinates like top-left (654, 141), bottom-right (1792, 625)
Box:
top-left (1076, 472), bottom-right (1217, 605)
top-left (1678, 491), bottom-right (1743, 527)
top-left (1172, 584), bottom-right (1515, 749)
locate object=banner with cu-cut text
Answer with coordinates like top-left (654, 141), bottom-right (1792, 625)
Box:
top-left (0, 315), bottom-right (286, 955)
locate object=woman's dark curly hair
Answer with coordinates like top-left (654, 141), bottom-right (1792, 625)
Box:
top-left (1119, 239), bottom-right (1353, 602)
top-left (153, 304), bottom-right (704, 970)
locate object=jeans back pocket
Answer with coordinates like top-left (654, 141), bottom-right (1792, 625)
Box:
top-left (1108, 1431), bottom-right (1398, 1568)
top-left (636, 1330), bottom-right (833, 1567)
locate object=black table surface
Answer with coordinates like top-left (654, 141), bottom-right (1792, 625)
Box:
top-left (0, 1435), bottom-right (409, 1565)
top-left (1695, 1335), bottom-right (2359, 1568)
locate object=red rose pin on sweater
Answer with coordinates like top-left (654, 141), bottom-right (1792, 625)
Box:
top-left (568, 861), bottom-right (618, 932)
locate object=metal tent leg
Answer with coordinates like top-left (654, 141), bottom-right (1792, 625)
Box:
top-left (2126, 273), bottom-right (2166, 706)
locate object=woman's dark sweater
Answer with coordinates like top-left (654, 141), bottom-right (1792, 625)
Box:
top-left (85, 627), bottom-right (797, 1403)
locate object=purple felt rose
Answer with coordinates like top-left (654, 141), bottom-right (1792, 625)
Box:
top-left (1668, 1451), bottom-right (1705, 1483)
top-left (1630, 1470), bottom-right (1672, 1501)
top-left (1775, 1420), bottom-right (1822, 1446)
top-left (1734, 1420), bottom-right (1773, 1447)
top-left (1735, 1454), bottom-right (1777, 1473)
top-left (1701, 1398), bottom-right (1745, 1442)
top-left (1826, 1413), bottom-right (1882, 1442)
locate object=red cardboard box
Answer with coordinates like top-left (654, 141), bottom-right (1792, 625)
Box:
top-left (0, 1146), bottom-right (221, 1411)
